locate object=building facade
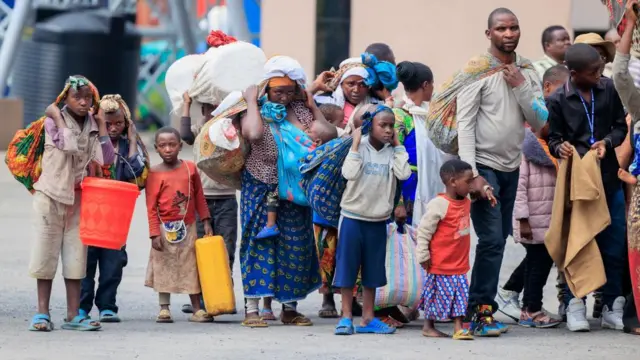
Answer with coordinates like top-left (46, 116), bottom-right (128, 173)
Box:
top-left (261, 0), bottom-right (611, 85)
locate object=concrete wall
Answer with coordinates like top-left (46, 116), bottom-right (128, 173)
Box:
top-left (350, 0), bottom-right (571, 85)
top-left (260, 0), bottom-right (608, 86)
top-left (261, 0), bottom-right (317, 78)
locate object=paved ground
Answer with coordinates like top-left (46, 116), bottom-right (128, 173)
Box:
top-left (0, 139), bottom-right (637, 359)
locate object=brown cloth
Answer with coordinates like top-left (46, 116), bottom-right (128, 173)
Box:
top-left (145, 222), bottom-right (201, 295)
top-left (544, 147), bottom-right (609, 298)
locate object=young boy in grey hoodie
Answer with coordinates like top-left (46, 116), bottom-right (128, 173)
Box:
top-left (333, 105), bottom-right (412, 335)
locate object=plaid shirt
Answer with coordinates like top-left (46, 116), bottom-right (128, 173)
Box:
top-left (533, 55), bottom-right (559, 80)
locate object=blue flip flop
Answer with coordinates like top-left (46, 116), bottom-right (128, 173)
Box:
top-left (256, 225), bottom-right (280, 239)
top-left (334, 317), bottom-right (354, 335)
top-left (78, 309), bottom-right (90, 319)
top-left (355, 318), bottom-right (396, 334)
top-left (99, 310), bottom-right (121, 323)
top-left (61, 315), bottom-right (101, 331)
top-left (29, 314), bottom-right (54, 332)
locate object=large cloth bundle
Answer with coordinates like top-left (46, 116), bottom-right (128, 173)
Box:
top-left (426, 54), bottom-right (516, 155)
top-left (190, 39), bottom-right (266, 188)
top-left (375, 223), bottom-right (427, 310)
top-left (165, 54), bottom-right (207, 120)
top-left (195, 83), bottom-right (267, 189)
top-left (165, 32), bottom-right (266, 113)
top-left (5, 119), bottom-right (46, 193)
top-left (198, 97), bottom-right (250, 190)
top-left (299, 136), bottom-right (353, 228)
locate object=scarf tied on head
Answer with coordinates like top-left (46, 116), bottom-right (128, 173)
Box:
top-left (361, 53), bottom-right (399, 91)
top-left (263, 55), bottom-right (307, 88)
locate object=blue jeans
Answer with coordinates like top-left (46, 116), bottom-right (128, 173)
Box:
top-left (468, 165), bottom-right (519, 312)
top-left (80, 246), bottom-right (127, 313)
top-left (563, 187), bottom-right (626, 309)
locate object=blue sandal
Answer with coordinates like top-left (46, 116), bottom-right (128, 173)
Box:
top-left (29, 314), bottom-right (54, 332)
top-left (61, 315), bottom-right (101, 331)
top-left (99, 310), bottom-right (121, 323)
top-left (256, 225), bottom-right (280, 239)
top-left (355, 318), bottom-right (396, 334)
top-left (334, 317), bottom-right (354, 335)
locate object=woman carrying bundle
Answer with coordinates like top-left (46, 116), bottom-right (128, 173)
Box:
top-left (239, 56), bottom-right (330, 328)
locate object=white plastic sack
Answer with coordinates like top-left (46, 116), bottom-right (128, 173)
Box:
top-left (165, 54), bottom-right (206, 120)
top-left (208, 117), bottom-right (240, 151)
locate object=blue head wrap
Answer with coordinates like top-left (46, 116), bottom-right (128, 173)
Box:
top-left (360, 105), bottom-right (394, 135)
top-left (361, 53), bottom-right (399, 91)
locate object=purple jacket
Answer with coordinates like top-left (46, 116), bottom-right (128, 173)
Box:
top-left (513, 129), bottom-right (557, 244)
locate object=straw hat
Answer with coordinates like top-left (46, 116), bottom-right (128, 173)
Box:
top-left (574, 33), bottom-right (616, 63)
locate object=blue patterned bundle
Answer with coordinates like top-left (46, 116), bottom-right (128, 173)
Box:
top-left (299, 136), bottom-right (353, 228)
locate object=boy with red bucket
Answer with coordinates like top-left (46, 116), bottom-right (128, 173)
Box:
top-left (22, 76), bottom-right (116, 331)
top-left (47, 94), bottom-right (150, 323)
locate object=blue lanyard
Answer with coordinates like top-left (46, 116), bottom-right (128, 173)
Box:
top-left (577, 89), bottom-right (595, 145)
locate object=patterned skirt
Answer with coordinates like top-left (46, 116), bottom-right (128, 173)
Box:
top-left (419, 273), bottom-right (469, 321)
top-left (315, 224), bottom-right (361, 294)
top-left (240, 170), bottom-right (321, 303)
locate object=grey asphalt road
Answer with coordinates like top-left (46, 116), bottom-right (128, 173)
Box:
top-left (0, 140), bottom-right (637, 360)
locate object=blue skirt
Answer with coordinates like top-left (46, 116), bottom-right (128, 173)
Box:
top-left (419, 273), bottom-right (469, 321)
top-left (239, 170), bottom-right (321, 303)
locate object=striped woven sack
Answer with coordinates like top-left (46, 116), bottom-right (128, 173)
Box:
top-left (375, 223), bottom-right (427, 310)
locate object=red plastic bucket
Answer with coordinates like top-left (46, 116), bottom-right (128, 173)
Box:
top-left (80, 177), bottom-right (139, 250)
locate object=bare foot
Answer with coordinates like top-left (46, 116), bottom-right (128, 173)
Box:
top-left (421, 328), bottom-right (449, 338)
top-left (618, 168), bottom-right (638, 185)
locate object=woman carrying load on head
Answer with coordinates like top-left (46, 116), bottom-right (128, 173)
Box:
top-left (239, 55), bottom-right (329, 328)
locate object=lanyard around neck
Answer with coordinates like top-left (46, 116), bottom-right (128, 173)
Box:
top-left (577, 89), bottom-right (595, 145)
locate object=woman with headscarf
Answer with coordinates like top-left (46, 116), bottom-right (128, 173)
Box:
top-left (238, 56), bottom-right (328, 328)
top-left (392, 61), bottom-right (445, 227)
top-left (311, 54), bottom-right (399, 319)
top-left (315, 53), bottom-right (398, 130)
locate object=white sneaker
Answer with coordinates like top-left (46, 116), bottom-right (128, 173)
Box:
top-left (496, 287), bottom-right (521, 321)
top-left (566, 298), bottom-right (590, 332)
top-left (601, 296), bottom-right (625, 330)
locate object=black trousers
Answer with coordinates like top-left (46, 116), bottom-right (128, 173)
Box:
top-left (503, 243), bottom-right (554, 313)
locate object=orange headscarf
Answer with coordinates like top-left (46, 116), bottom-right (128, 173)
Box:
top-left (268, 76), bottom-right (296, 88)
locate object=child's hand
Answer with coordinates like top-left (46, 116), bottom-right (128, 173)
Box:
top-left (351, 127), bottom-right (362, 148)
top-left (203, 221), bottom-right (214, 236)
top-left (591, 140), bottom-right (607, 159)
top-left (394, 205), bottom-right (407, 226)
top-left (558, 141), bottom-right (573, 159)
top-left (151, 236), bottom-right (163, 252)
top-left (420, 259), bottom-right (431, 272)
top-left (519, 219), bottom-right (533, 240)
top-left (127, 119), bottom-right (137, 142)
top-left (392, 128), bottom-right (401, 147)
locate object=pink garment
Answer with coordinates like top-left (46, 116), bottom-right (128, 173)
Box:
top-left (342, 102), bottom-right (355, 126)
top-left (512, 129), bottom-right (557, 245)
